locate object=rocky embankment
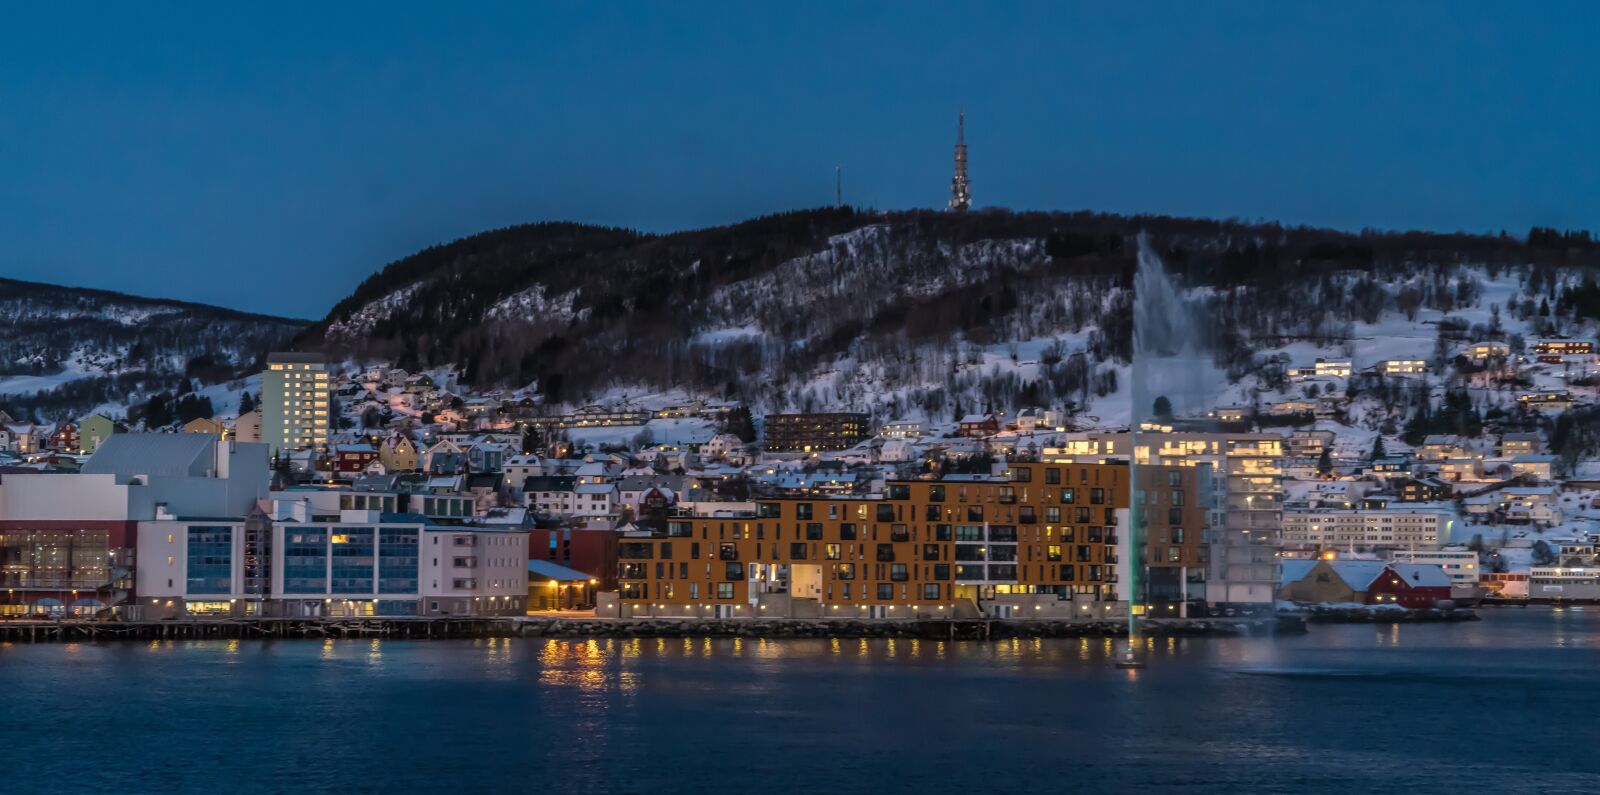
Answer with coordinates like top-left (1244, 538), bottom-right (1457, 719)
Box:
top-left (513, 615), bottom-right (1303, 640)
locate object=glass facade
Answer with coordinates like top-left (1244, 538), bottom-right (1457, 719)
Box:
top-left (283, 530), bottom-right (328, 594)
top-left (0, 529), bottom-right (111, 589)
top-left (378, 528), bottom-right (419, 594)
top-left (330, 527), bottom-right (375, 593)
top-left (186, 526), bottom-right (233, 595)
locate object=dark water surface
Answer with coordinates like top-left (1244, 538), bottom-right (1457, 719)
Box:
top-left (3, 609), bottom-right (1596, 794)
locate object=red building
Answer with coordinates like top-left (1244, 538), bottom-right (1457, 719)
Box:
top-left (527, 527), bottom-right (618, 591)
top-left (957, 414), bottom-right (999, 438)
top-left (333, 445), bottom-right (380, 475)
top-left (47, 422), bottom-right (79, 453)
top-left (1366, 563), bottom-right (1452, 608)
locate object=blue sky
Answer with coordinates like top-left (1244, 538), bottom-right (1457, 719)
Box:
top-left (3, 2), bottom-right (1597, 318)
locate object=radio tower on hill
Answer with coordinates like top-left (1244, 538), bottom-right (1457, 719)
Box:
top-left (949, 108), bottom-right (971, 212)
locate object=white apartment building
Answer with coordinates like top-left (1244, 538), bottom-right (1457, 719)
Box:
top-left (1281, 509), bottom-right (1450, 552)
top-left (262, 352), bottom-right (330, 454)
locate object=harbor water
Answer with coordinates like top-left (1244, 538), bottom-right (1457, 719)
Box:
top-left (2, 608), bottom-right (1595, 793)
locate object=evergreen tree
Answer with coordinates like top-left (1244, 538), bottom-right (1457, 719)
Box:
top-left (723, 406), bottom-right (757, 443)
top-left (1369, 435), bottom-right (1387, 462)
top-left (238, 391), bottom-right (255, 415)
top-left (1316, 447), bottom-right (1333, 476)
top-left (1151, 395), bottom-right (1173, 420)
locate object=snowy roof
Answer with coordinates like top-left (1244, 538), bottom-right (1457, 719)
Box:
top-left (1389, 563), bottom-right (1452, 588)
top-left (82, 433), bottom-right (218, 479)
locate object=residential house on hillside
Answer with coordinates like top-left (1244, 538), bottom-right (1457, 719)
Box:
top-left (957, 414), bottom-right (999, 438)
top-left (378, 434), bottom-right (419, 472)
top-left (47, 422), bottom-right (79, 453)
top-left (1465, 341), bottom-right (1509, 360)
top-left (182, 417), bottom-right (225, 436)
top-left (233, 410), bottom-right (261, 443)
top-left (78, 414), bottom-right (119, 454)
top-left (1498, 432), bottom-right (1542, 456)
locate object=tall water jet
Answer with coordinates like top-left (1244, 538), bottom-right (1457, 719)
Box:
top-left (1121, 234), bottom-right (1220, 668)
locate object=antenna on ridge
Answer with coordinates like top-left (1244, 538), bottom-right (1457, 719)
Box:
top-left (835, 165), bottom-right (843, 208)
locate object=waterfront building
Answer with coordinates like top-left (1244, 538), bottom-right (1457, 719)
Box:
top-left (609, 461), bottom-right (1208, 619)
top-left (1278, 559), bottom-right (1451, 608)
top-left (137, 509), bottom-right (527, 619)
top-left (262, 352), bottom-right (330, 455)
top-left (1527, 566), bottom-right (1600, 600)
top-left (0, 434), bottom-right (269, 616)
top-left (1042, 432), bottom-right (1284, 611)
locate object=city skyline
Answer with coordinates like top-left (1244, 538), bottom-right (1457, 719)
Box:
top-left (5, 3), bottom-right (1600, 317)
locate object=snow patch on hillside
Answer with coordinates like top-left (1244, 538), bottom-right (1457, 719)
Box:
top-left (327, 284), bottom-right (421, 340)
top-left (484, 284), bottom-right (589, 324)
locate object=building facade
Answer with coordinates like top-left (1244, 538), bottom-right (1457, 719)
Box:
top-left (611, 461), bottom-right (1207, 619)
top-left (1043, 432), bottom-right (1283, 611)
top-left (761, 412), bottom-right (869, 453)
top-left (262, 352), bottom-right (330, 455)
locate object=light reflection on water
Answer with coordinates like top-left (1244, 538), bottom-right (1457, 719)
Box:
top-left (1, 611), bottom-right (1599, 794)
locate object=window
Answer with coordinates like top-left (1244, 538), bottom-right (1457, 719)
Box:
top-left (839, 523), bottom-right (857, 541)
top-left (876, 583), bottom-right (893, 600)
top-left (876, 504), bottom-right (895, 522)
top-left (836, 564), bottom-right (856, 580)
top-left (966, 506), bottom-right (984, 522)
top-left (1046, 507), bottom-right (1061, 523)
top-left (922, 583), bottom-right (941, 600)
top-left (806, 523), bottom-right (823, 540)
top-left (921, 544), bottom-right (941, 560)
top-left (717, 582), bottom-right (734, 599)
top-left (1169, 507), bottom-right (1183, 525)
top-left (796, 503), bottom-right (813, 520)
top-left (891, 524), bottom-right (910, 542)
top-left (928, 485), bottom-right (945, 503)
top-left (1090, 488), bottom-right (1106, 505)
top-left (825, 543), bottom-right (841, 560)
top-left (924, 504), bottom-right (941, 521)
top-left (1047, 545), bottom-right (1062, 562)
top-left (1045, 468), bottom-right (1061, 484)
top-left (790, 543), bottom-right (808, 560)
top-left (724, 562), bottom-right (742, 580)
top-left (876, 544), bottom-right (895, 562)
top-left (890, 564), bottom-right (908, 581)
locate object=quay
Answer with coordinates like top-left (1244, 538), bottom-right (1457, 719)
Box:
top-left (0, 614), bottom-right (1308, 644)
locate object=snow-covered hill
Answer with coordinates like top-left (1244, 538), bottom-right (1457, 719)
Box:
top-left (0, 278), bottom-right (306, 421)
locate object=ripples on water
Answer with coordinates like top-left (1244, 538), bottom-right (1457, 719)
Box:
top-left (2, 610), bottom-right (1599, 794)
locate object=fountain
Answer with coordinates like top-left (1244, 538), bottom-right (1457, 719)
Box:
top-left (1119, 234), bottom-right (1220, 669)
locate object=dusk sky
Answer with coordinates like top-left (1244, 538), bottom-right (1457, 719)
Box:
top-left (4, 2), bottom-right (1598, 318)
